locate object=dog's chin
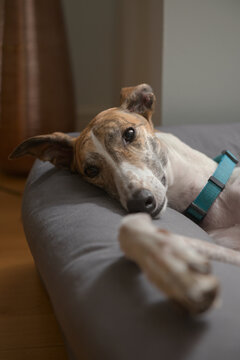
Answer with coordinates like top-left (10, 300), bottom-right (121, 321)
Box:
top-left (151, 198), bottom-right (167, 219)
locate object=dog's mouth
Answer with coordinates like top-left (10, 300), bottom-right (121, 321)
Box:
top-left (151, 197), bottom-right (167, 218)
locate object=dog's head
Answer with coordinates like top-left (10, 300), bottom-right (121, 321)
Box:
top-left (10, 84), bottom-right (168, 217)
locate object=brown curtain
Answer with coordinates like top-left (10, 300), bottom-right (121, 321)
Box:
top-left (115, 0), bottom-right (163, 126)
top-left (0, 0), bottom-right (76, 174)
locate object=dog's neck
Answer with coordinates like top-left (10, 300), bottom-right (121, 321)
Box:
top-left (157, 133), bottom-right (217, 212)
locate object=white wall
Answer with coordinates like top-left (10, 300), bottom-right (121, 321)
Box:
top-left (62, 0), bottom-right (118, 129)
top-left (62, 0), bottom-right (163, 129)
top-left (62, 0), bottom-right (240, 128)
top-left (162, 0), bottom-right (240, 125)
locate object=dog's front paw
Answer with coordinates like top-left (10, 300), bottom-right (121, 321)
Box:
top-left (118, 214), bottom-right (219, 314)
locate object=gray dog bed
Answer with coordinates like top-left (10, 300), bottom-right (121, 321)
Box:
top-left (22, 122), bottom-right (240, 360)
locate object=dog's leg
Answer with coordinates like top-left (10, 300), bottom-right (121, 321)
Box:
top-left (208, 225), bottom-right (240, 251)
top-left (118, 213), bottom-right (219, 314)
top-left (178, 229), bottom-right (240, 266)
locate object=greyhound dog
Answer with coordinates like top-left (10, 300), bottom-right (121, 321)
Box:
top-left (10, 84), bottom-right (240, 313)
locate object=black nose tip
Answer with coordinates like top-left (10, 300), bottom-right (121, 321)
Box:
top-left (127, 189), bottom-right (156, 214)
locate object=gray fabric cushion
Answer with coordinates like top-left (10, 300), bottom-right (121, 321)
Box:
top-left (161, 121), bottom-right (240, 159)
top-left (22, 122), bottom-right (240, 360)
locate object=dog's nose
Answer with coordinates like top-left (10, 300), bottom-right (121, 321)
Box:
top-left (127, 189), bottom-right (156, 214)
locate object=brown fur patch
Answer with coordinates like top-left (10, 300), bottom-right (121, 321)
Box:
top-left (74, 107), bottom-right (157, 199)
top-left (120, 84), bottom-right (156, 126)
top-left (157, 228), bottom-right (170, 235)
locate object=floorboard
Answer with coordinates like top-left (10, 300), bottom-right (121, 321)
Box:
top-left (0, 172), bottom-right (68, 359)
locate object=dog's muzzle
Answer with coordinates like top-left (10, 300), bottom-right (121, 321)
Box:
top-left (127, 189), bottom-right (156, 215)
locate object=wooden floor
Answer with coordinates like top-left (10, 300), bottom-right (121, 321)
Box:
top-left (0, 172), bottom-right (68, 360)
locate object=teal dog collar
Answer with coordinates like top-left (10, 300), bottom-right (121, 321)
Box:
top-left (184, 150), bottom-right (238, 224)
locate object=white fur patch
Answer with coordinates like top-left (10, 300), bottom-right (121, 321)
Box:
top-left (119, 162), bottom-right (166, 211)
top-left (90, 130), bottom-right (166, 212)
top-left (120, 162), bottom-right (158, 190)
top-left (91, 130), bottom-right (117, 170)
top-left (91, 130), bottom-right (127, 207)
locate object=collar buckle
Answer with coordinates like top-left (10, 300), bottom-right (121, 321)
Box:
top-left (184, 202), bottom-right (207, 224)
top-left (208, 175), bottom-right (225, 190)
top-left (222, 150), bottom-right (238, 164)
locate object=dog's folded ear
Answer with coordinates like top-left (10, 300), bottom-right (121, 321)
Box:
top-left (120, 83), bottom-right (156, 125)
top-left (9, 132), bottom-right (76, 171)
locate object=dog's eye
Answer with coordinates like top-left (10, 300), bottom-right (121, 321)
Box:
top-left (84, 165), bottom-right (99, 178)
top-left (123, 127), bottom-right (135, 144)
